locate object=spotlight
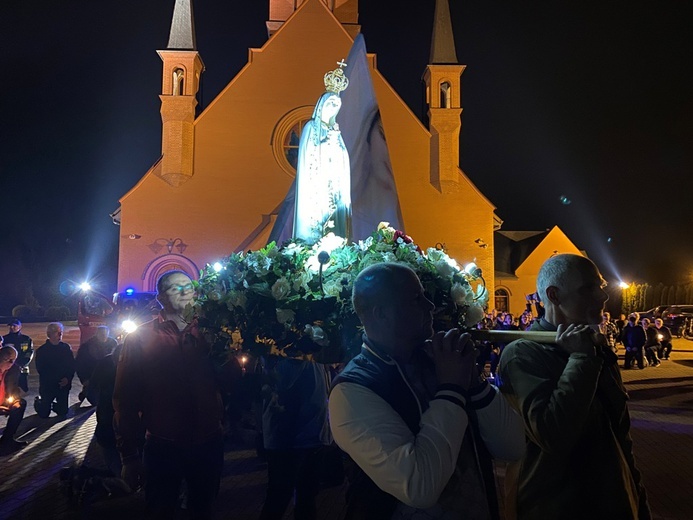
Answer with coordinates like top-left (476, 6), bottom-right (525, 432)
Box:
top-left (213, 262), bottom-right (223, 272)
top-left (79, 282), bottom-right (92, 292)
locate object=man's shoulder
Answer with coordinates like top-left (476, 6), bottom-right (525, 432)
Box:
top-left (500, 338), bottom-right (559, 369)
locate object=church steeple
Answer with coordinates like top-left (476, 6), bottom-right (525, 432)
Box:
top-left (429, 0), bottom-right (458, 64)
top-left (423, 0), bottom-right (466, 193)
top-left (156, 0), bottom-right (204, 187)
top-left (167, 0), bottom-right (197, 50)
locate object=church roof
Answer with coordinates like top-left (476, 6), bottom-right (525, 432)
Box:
top-left (494, 230), bottom-right (550, 275)
top-left (167, 0), bottom-right (197, 50)
top-left (430, 0), bottom-right (459, 64)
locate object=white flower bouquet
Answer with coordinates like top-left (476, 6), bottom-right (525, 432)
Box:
top-left (190, 223), bottom-right (488, 362)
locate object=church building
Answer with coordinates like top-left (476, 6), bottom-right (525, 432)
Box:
top-left (114, 0), bottom-right (575, 314)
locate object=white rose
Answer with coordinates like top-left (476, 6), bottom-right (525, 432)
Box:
top-left (303, 324), bottom-right (329, 346)
top-left (433, 260), bottom-right (455, 278)
top-left (450, 282), bottom-right (473, 305)
top-left (322, 279), bottom-right (343, 298)
top-left (465, 303), bottom-right (486, 327)
top-left (271, 277), bottom-right (291, 300)
top-left (276, 308), bottom-right (296, 325)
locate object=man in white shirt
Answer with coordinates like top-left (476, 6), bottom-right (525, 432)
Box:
top-left (329, 263), bottom-right (524, 520)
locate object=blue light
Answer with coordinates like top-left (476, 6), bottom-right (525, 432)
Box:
top-left (125, 287), bottom-right (135, 296)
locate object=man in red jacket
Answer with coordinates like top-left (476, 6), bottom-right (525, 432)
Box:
top-left (113, 271), bottom-right (235, 519)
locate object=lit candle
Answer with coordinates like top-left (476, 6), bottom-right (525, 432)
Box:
top-left (240, 356), bottom-right (247, 376)
top-left (657, 334), bottom-right (663, 341)
top-left (7, 396), bottom-right (15, 405)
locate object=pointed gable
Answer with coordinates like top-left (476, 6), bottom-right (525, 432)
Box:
top-left (515, 226), bottom-right (583, 276)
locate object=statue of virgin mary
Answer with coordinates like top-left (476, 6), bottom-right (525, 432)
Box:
top-left (293, 63), bottom-right (352, 244)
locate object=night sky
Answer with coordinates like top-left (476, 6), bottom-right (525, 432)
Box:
top-left (1, 1), bottom-right (691, 314)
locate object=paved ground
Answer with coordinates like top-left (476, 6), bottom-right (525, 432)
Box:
top-left (1, 323), bottom-right (692, 519)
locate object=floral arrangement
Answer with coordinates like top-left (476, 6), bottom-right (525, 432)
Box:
top-left (189, 223), bottom-right (489, 363)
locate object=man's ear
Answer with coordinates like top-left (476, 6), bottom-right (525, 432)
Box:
top-left (371, 304), bottom-right (386, 322)
top-left (545, 286), bottom-right (560, 306)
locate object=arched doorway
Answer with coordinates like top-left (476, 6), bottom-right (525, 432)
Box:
top-left (141, 254), bottom-right (199, 291)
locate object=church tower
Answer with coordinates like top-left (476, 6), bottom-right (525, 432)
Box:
top-left (156, 0), bottom-right (204, 187)
top-left (267, 0), bottom-right (360, 37)
top-left (423, 0), bottom-right (466, 193)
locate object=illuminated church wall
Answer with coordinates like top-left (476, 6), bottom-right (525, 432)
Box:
top-left (117, 0), bottom-right (497, 292)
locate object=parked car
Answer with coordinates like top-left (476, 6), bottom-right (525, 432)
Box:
top-left (634, 305), bottom-right (670, 320)
top-left (661, 305), bottom-right (693, 336)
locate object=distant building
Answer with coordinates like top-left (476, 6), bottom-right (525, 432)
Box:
top-left (494, 226), bottom-right (585, 314)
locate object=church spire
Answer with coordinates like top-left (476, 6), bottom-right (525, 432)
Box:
top-left (430, 0), bottom-right (458, 64)
top-left (423, 0), bottom-right (465, 193)
top-left (157, 0), bottom-right (204, 186)
top-left (167, 0), bottom-right (197, 50)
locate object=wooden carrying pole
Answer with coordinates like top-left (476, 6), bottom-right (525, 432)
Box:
top-left (469, 329), bottom-right (558, 344)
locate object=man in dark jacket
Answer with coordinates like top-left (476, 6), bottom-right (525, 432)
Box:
top-left (622, 313), bottom-right (646, 369)
top-left (259, 357), bottom-right (331, 519)
top-left (499, 254), bottom-right (650, 520)
top-left (0, 346), bottom-right (28, 454)
top-left (75, 325), bottom-right (117, 404)
top-left (114, 271), bottom-right (238, 518)
top-left (35, 322), bottom-right (75, 418)
top-left (3, 319), bottom-right (34, 392)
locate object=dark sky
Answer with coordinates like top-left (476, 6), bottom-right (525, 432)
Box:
top-left (1, 1), bottom-right (691, 313)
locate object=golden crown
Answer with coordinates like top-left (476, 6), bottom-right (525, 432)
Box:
top-left (324, 59), bottom-right (349, 94)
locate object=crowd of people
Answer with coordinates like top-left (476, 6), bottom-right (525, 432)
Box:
top-left (0, 255), bottom-right (656, 519)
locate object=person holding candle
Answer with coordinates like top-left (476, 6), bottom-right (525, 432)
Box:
top-left (653, 318), bottom-right (673, 360)
top-left (0, 345), bottom-right (28, 455)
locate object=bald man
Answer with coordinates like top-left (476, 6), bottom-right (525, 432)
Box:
top-left (498, 254), bottom-right (650, 519)
top-left (329, 263), bottom-right (524, 519)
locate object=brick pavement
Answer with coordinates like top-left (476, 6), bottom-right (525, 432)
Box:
top-left (1, 324), bottom-right (692, 519)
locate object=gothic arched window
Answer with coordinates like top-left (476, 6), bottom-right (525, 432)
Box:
top-left (495, 288), bottom-right (510, 313)
top-left (440, 82), bottom-right (451, 108)
top-left (173, 68), bottom-right (185, 96)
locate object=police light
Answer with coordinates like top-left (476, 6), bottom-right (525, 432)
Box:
top-left (121, 320), bottom-right (138, 334)
top-left (125, 288), bottom-right (135, 296)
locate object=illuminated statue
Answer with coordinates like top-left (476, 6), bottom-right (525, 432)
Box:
top-left (293, 61), bottom-right (352, 243)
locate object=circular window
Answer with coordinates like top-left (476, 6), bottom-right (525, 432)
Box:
top-left (272, 106), bottom-right (314, 177)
